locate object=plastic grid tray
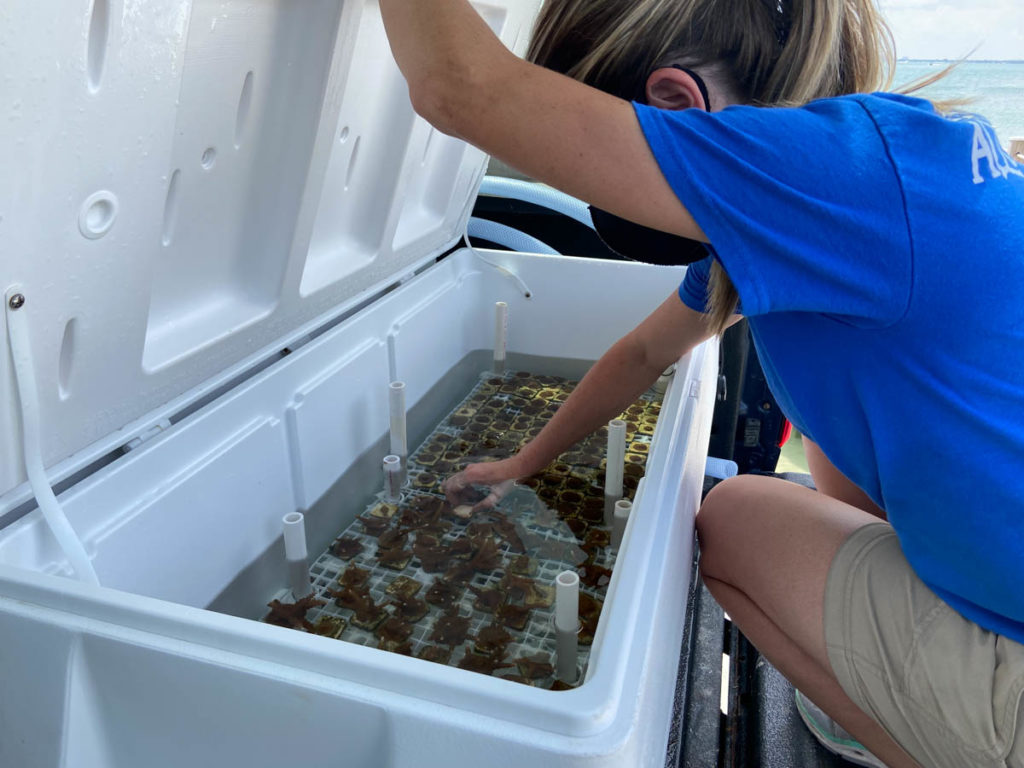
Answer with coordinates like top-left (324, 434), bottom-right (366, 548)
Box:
top-left (264, 370), bottom-right (662, 688)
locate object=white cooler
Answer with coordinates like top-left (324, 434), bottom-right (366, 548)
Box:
top-left (0, 2), bottom-right (718, 766)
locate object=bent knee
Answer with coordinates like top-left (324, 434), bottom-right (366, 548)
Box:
top-left (697, 475), bottom-right (766, 535)
top-left (696, 475), bottom-right (779, 578)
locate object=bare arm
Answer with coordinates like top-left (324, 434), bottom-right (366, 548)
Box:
top-left (451, 293), bottom-right (717, 496)
top-left (378, 0), bottom-right (705, 241)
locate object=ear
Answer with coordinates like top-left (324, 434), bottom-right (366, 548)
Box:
top-left (645, 67), bottom-right (707, 111)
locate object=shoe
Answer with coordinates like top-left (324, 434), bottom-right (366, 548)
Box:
top-left (794, 690), bottom-right (888, 768)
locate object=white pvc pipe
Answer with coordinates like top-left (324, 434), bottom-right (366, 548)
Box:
top-left (282, 512), bottom-right (308, 561)
top-left (5, 291), bottom-right (99, 585)
top-left (389, 381), bottom-right (407, 485)
top-left (705, 456), bottom-right (739, 480)
top-left (612, 499), bottom-right (632, 550)
top-left (604, 419), bottom-right (627, 525)
top-left (494, 301), bottom-right (508, 373)
top-left (555, 570), bottom-right (580, 683)
top-left (383, 454), bottom-right (403, 502)
top-left (282, 512), bottom-right (313, 599)
top-left (489, 301), bottom-right (505, 376)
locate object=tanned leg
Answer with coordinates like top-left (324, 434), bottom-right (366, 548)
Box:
top-left (803, 437), bottom-right (887, 520)
top-left (697, 474), bottom-right (922, 768)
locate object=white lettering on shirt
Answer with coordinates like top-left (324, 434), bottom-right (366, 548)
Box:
top-left (966, 118), bottom-right (1023, 185)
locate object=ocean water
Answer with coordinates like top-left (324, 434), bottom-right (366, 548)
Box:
top-left (894, 60), bottom-right (1024, 147)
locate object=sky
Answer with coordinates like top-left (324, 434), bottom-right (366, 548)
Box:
top-left (879, 0), bottom-right (1024, 60)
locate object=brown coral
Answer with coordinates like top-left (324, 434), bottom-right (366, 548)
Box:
top-left (312, 615), bottom-right (346, 639)
top-left (264, 595), bottom-right (326, 632)
top-left (412, 534), bottom-right (451, 573)
top-left (425, 578), bottom-right (463, 609)
top-left (457, 649), bottom-right (514, 675)
top-left (430, 610), bottom-right (472, 646)
top-left (377, 528), bottom-right (409, 551)
top-left (515, 654), bottom-right (554, 680)
top-left (385, 575), bottom-right (422, 601)
top-left (474, 624), bottom-right (514, 657)
top-left (577, 563), bottom-right (612, 589)
top-left (390, 594), bottom-right (429, 623)
top-left (496, 603), bottom-right (531, 631)
top-left (329, 536), bottom-right (364, 560)
top-left (417, 645), bottom-right (452, 665)
top-left (468, 585), bottom-right (507, 613)
top-left (376, 547), bottom-right (413, 571)
top-left (376, 617), bottom-right (414, 645)
top-left (338, 565), bottom-right (371, 589)
top-left (330, 586), bottom-right (386, 630)
top-left (358, 515), bottom-right (391, 537)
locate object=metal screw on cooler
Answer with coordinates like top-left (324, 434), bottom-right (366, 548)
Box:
top-left (8, 294), bottom-right (25, 311)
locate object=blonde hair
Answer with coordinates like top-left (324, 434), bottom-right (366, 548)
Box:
top-left (528, 0), bottom-right (897, 333)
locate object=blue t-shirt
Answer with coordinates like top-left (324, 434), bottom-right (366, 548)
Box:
top-left (634, 93), bottom-right (1024, 642)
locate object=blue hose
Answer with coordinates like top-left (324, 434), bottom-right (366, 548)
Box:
top-left (478, 176), bottom-right (595, 230)
top-left (467, 217), bottom-right (561, 255)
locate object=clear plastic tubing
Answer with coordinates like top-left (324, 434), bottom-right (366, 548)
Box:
top-left (383, 454), bottom-right (403, 503)
top-left (612, 499), bottom-right (632, 550)
top-left (282, 512), bottom-right (313, 599)
top-left (604, 419), bottom-right (627, 525)
top-left (5, 291), bottom-right (100, 585)
top-left (389, 381), bottom-right (407, 485)
top-left (494, 301), bottom-right (508, 373)
top-left (555, 570), bottom-right (580, 683)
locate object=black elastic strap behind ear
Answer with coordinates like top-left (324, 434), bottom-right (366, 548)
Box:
top-left (671, 65), bottom-right (712, 112)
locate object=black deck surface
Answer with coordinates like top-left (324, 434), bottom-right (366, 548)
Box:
top-left (666, 474), bottom-right (848, 768)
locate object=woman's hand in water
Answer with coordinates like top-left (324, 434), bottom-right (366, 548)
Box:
top-left (443, 456), bottom-right (525, 514)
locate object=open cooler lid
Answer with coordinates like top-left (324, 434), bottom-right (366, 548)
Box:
top-left (0, 0), bottom-right (542, 503)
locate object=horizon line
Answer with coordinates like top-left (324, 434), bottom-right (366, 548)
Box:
top-left (898, 57), bottom-right (1024, 63)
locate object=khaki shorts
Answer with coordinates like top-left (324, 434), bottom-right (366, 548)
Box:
top-left (825, 523), bottom-right (1024, 768)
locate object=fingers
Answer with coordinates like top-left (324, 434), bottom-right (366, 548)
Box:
top-left (442, 467), bottom-right (493, 507)
top-left (450, 461), bottom-right (499, 490)
top-left (442, 471), bottom-right (470, 505)
top-left (442, 470), bottom-right (467, 494)
top-left (472, 478), bottom-right (515, 512)
top-left (472, 492), bottom-right (500, 513)
top-left (443, 462), bottom-right (517, 512)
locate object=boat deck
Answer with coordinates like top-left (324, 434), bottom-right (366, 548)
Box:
top-left (667, 472), bottom-right (845, 768)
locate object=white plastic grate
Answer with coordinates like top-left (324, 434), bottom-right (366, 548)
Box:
top-left (264, 370), bottom-right (663, 688)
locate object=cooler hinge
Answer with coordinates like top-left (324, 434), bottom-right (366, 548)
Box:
top-left (122, 419), bottom-right (173, 452)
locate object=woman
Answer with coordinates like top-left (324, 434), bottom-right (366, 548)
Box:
top-left (379, 2), bottom-right (1024, 767)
